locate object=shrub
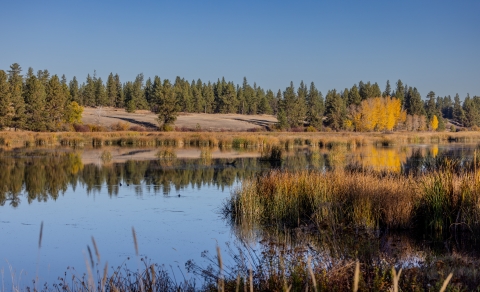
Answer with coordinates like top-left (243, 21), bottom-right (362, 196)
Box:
top-left (290, 127), bottom-right (304, 132)
top-left (129, 125), bottom-right (146, 132)
top-left (86, 124), bottom-right (108, 132)
top-left (73, 124), bottom-right (90, 132)
top-left (162, 124), bottom-right (175, 132)
top-left (111, 122), bottom-right (130, 131)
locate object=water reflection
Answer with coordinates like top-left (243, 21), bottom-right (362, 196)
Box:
top-left (1, 144), bottom-right (479, 207)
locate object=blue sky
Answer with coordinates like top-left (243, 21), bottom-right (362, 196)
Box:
top-left (1, 0), bottom-right (479, 99)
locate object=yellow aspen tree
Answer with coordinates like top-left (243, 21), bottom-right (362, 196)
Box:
top-left (359, 99), bottom-right (376, 131)
top-left (375, 97), bottom-right (387, 130)
top-left (354, 96), bottom-right (406, 132)
top-left (430, 115), bottom-right (439, 131)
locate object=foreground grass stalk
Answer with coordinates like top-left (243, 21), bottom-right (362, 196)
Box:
top-left (353, 261), bottom-right (359, 292)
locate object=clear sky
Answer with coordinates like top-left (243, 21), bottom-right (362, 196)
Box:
top-left (1, 0), bottom-right (479, 99)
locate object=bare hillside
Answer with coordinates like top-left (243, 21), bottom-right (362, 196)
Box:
top-left (82, 107), bottom-right (277, 131)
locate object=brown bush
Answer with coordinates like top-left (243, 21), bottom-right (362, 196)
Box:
top-left (73, 124), bottom-right (91, 132)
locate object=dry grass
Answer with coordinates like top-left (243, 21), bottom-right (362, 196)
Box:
top-left (2, 131), bottom-right (480, 151)
top-left (189, 239), bottom-right (462, 292)
top-left (226, 166), bottom-right (480, 232)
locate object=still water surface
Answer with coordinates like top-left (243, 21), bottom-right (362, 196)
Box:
top-left (0, 144), bottom-right (478, 288)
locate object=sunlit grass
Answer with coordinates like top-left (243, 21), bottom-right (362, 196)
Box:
top-left (3, 131), bottom-right (480, 150)
top-left (226, 165), bottom-right (480, 233)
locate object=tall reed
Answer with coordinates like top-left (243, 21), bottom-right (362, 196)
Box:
top-left (226, 167), bottom-right (480, 233)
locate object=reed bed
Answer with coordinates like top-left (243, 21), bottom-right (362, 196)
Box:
top-left (2, 131), bottom-right (480, 150)
top-left (226, 166), bottom-right (480, 233)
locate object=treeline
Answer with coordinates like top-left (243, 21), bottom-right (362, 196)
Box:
top-left (0, 63), bottom-right (478, 132)
top-left (0, 64), bottom-right (83, 131)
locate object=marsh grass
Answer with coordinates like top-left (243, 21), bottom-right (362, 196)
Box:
top-left (5, 224), bottom-right (467, 291)
top-left (3, 131), bottom-right (480, 151)
top-left (187, 239), bottom-right (461, 291)
top-left (226, 165), bottom-right (480, 234)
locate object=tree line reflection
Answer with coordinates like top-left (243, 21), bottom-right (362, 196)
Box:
top-left (0, 145), bottom-right (477, 207)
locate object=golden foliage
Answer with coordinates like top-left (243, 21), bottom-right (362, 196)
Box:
top-left (349, 96), bottom-right (406, 132)
top-left (65, 101), bottom-right (84, 124)
top-left (430, 115), bottom-right (439, 131)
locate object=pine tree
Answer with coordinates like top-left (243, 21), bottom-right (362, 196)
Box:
top-left (463, 94), bottom-right (479, 127)
top-left (236, 87), bottom-right (245, 114)
top-left (359, 81), bottom-right (371, 100)
top-left (266, 89), bottom-right (277, 115)
top-left (82, 74), bottom-right (96, 106)
top-left (215, 78), bottom-right (237, 113)
top-left (325, 89), bottom-right (346, 130)
top-left (394, 80), bottom-right (405, 109)
top-left (203, 82), bottom-right (215, 114)
top-left (452, 93), bottom-right (465, 126)
top-left (276, 107), bottom-right (288, 130)
top-left (425, 91), bottom-right (437, 120)
top-left (37, 69), bottom-right (50, 86)
top-left (144, 77), bottom-right (153, 107)
top-left (0, 70), bottom-right (12, 129)
top-left (306, 82), bottom-right (324, 129)
top-left (347, 84), bottom-right (361, 106)
top-left (437, 95), bottom-right (453, 119)
top-left (45, 75), bottom-right (67, 131)
top-left (183, 80), bottom-right (194, 112)
top-left (114, 74), bottom-right (123, 108)
top-left (133, 73), bottom-right (148, 110)
top-left (8, 63), bottom-right (26, 130)
top-left (191, 80), bottom-right (204, 113)
top-left (406, 87), bottom-right (426, 116)
top-left (342, 88), bottom-right (350, 102)
top-left (223, 82), bottom-right (238, 113)
top-left (295, 81), bottom-right (308, 124)
top-left (69, 76), bottom-right (80, 104)
top-left (106, 73), bottom-right (118, 107)
top-left (95, 77), bottom-right (107, 106)
top-left (283, 82), bottom-right (300, 127)
top-left (61, 75), bottom-right (71, 103)
top-left (372, 82), bottom-right (382, 97)
top-left (124, 81), bottom-right (136, 113)
top-left (257, 87), bottom-right (271, 114)
top-left (383, 80), bottom-right (391, 97)
top-left (174, 77), bottom-right (193, 112)
top-left (23, 72), bottom-right (47, 131)
top-left (150, 76), bottom-right (162, 113)
top-left (157, 79), bottom-right (179, 130)
top-left (242, 78), bottom-right (256, 114)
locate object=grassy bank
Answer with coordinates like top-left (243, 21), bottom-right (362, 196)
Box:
top-left (225, 166), bottom-right (480, 233)
top-left (2, 131), bottom-right (480, 149)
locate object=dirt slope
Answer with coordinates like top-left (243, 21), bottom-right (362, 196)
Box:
top-left (82, 107), bottom-right (277, 131)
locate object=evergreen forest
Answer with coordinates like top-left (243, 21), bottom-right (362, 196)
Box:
top-left (0, 63), bottom-right (478, 132)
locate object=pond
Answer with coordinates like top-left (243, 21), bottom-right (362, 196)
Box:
top-left (1, 143), bottom-right (479, 290)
